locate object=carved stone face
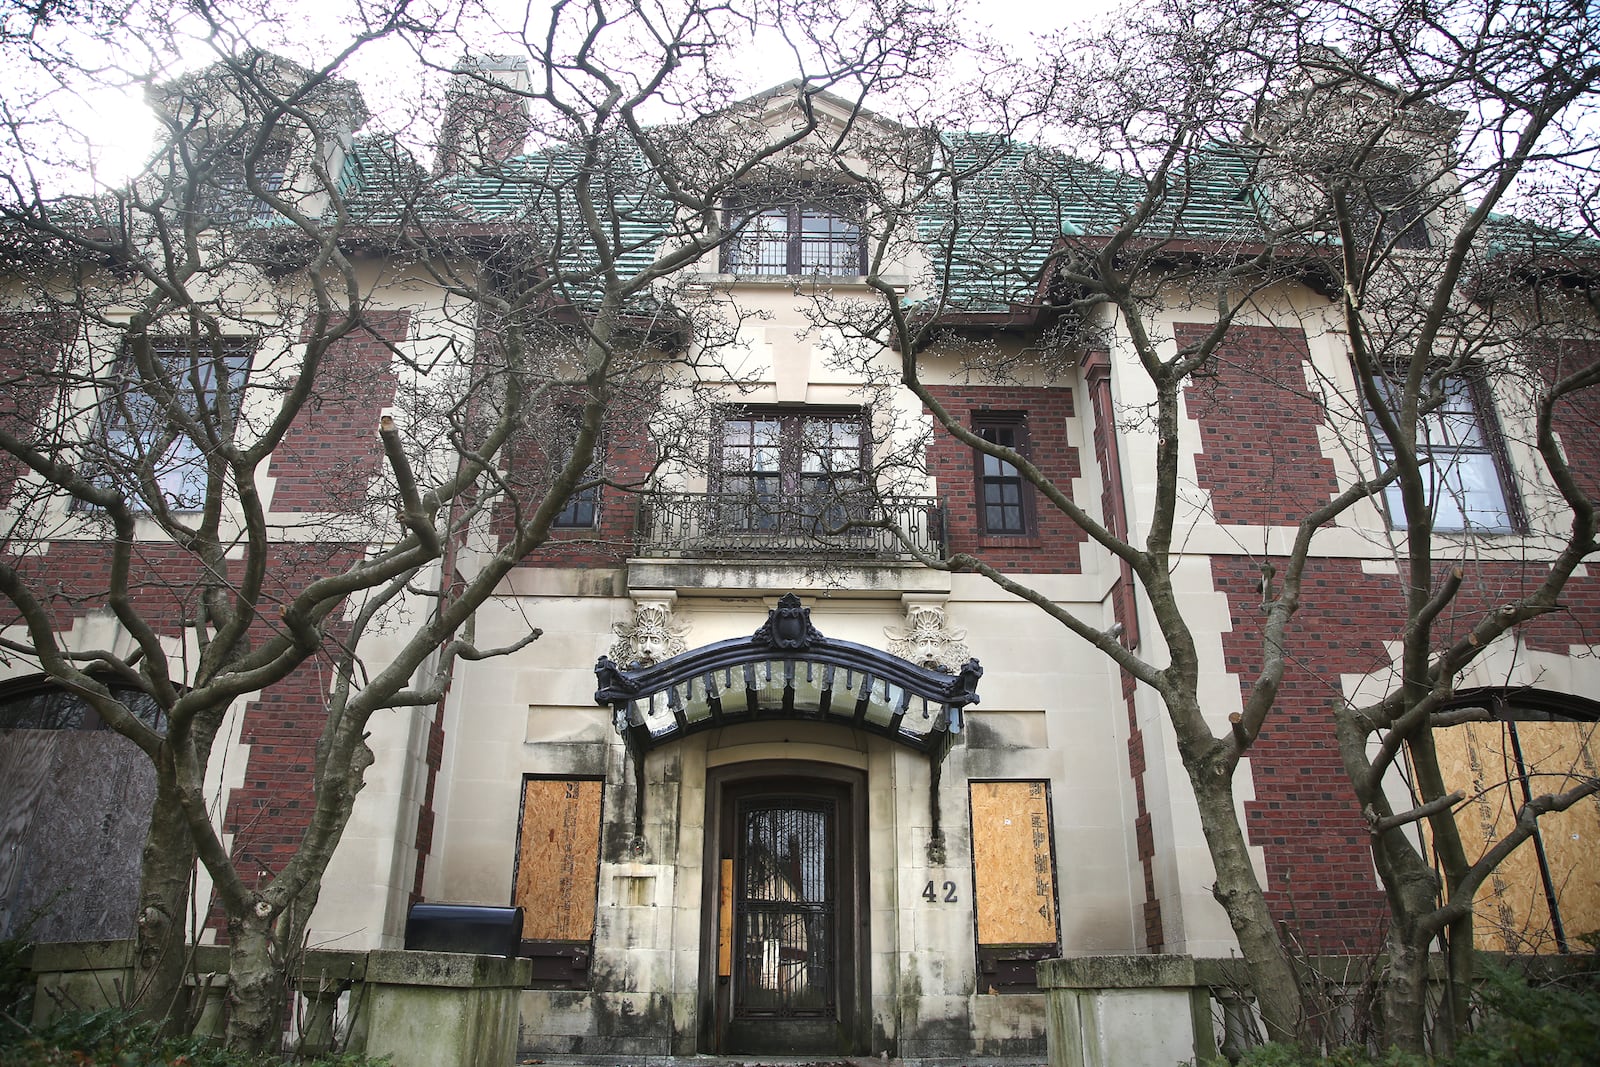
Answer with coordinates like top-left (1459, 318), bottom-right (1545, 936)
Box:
top-left (634, 631), bottom-right (670, 666)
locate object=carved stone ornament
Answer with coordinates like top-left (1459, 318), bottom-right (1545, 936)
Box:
top-left (885, 604), bottom-right (970, 672)
top-left (751, 593), bottom-right (826, 651)
top-left (608, 601), bottom-right (690, 668)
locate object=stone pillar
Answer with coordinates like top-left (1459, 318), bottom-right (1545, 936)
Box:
top-left (1037, 955), bottom-right (1220, 1067)
top-left (348, 950), bottom-right (531, 1067)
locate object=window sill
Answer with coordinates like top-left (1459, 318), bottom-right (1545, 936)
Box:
top-left (977, 533), bottom-right (1041, 549)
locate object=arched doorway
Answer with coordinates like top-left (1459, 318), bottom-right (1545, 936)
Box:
top-left (593, 594), bottom-right (986, 1056)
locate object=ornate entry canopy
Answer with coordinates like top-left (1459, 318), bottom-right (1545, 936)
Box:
top-left (594, 594), bottom-right (983, 760)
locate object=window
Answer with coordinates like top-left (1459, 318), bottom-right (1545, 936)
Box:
top-left (724, 202), bottom-right (864, 276)
top-left (1350, 151), bottom-right (1431, 251)
top-left (554, 481), bottom-right (599, 528)
top-left (512, 777), bottom-right (603, 986)
top-left (972, 413), bottom-right (1033, 535)
top-left (1366, 373), bottom-right (1517, 532)
top-left (93, 337), bottom-right (252, 510)
top-left (551, 409), bottom-right (601, 529)
top-left (1431, 688), bottom-right (1600, 954)
top-left (715, 409), bottom-right (866, 533)
top-left (203, 142), bottom-right (290, 226)
top-left (0, 679), bottom-right (166, 733)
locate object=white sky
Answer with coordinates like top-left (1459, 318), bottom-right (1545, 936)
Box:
top-left (35, 0), bottom-right (1126, 189)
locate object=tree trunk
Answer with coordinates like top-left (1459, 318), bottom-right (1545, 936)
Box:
top-left (1383, 922), bottom-right (1434, 1055)
top-left (224, 904), bottom-right (286, 1052)
top-left (128, 765), bottom-right (197, 1028)
top-left (1189, 765), bottom-right (1307, 1047)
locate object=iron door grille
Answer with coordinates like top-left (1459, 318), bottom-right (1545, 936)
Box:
top-left (734, 799), bottom-right (836, 1017)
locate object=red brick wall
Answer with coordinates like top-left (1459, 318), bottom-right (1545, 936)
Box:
top-left (1185, 321), bottom-right (1600, 950)
top-left (1211, 555), bottom-right (1600, 950)
top-left (266, 312), bottom-right (404, 512)
top-left (1545, 339), bottom-right (1600, 504)
top-left (498, 400), bottom-right (656, 568)
top-left (1182, 324), bottom-right (1341, 525)
top-left (0, 311), bottom-right (72, 508)
top-left (924, 386), bottom-right (1085, 572)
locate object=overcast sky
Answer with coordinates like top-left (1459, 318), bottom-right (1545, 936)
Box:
top-left (27, 0), bottom-right (1127, 188)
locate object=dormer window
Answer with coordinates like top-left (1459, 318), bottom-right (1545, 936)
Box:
top-left (1349, 149), bottom-right (1432, 251)
top-left (724, 201), bottom-right (865, 276)
top-left (202, 141), bottom-right (291, 226)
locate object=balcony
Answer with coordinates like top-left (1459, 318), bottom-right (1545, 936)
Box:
top-left (634, 491), bottom-right (946, 562)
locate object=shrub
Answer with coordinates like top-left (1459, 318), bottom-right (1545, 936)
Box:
top-left (1451, 964), bottom-right (1600, 1067)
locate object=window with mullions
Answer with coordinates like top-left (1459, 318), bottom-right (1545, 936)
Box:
top-left (202, 142), bottom-right (291, 227)
top-left (1350, 158), bottom-right (1431, 251)
top-left (549, 409), bottom-right (602, 529)
top-left (716, 410), bottom-right (866, 533)
top-left (972, 413), bottom-right (1033, 535)
top-left (724, 203), bottom-right (865, 276)
top-left (92, 337), bottom-right (252, 511)
top-left (1365, 372), bottom-right (1518, 533)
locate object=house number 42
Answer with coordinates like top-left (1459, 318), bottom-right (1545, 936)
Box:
top-left (922, 880), bottom-right (958, 903)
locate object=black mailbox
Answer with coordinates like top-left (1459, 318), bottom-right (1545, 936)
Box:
top-left (403, 903), bottom-right (524, 957)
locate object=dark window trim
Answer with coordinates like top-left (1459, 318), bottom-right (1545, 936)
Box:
top-left (1364, 368), bottom-right (1523, 534)
top-left (85, 335), bottom-right (254, 512)
top-left (548, 406), bottom-right (604, 530)
top-left (711, 405), bottom-right (872, 490)
top-left (970, 410), bottom-right (1036, 536)
top-left (720, 197), bottom-right (868, 276)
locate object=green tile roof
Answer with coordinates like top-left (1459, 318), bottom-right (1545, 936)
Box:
top-left (332, 130), bottom-right (1579, 317)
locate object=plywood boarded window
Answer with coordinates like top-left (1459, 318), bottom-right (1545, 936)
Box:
top-left (969, 780), bottom-right (1059, 991)
top-left (1429, 692), bottom-right (1600, 954)
top-left (512, 777), bottom-right (604, 986)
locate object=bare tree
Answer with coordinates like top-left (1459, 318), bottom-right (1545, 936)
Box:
top-left (0, 0), bottom-right (953, 1049)
top-left (811, 0), bottom-right (1600, 1052)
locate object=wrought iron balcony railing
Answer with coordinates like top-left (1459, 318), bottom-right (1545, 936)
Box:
top-left (635, 491), bottom-right (946, 561)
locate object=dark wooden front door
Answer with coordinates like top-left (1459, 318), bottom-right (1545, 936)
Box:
top-left (709, 770), bottom-right (863, 1055)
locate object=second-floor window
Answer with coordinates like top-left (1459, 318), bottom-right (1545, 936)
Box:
top-left (724, 203), bottom-right (865, 276)
top-left (972, 412), bottom-right (1034, 535)
top-left (1366, 372), bottom-right (1517, 533)
top-left (715, 409), bottom-right (866, 532)
top-left (93, 337), bottom-right (252, 511)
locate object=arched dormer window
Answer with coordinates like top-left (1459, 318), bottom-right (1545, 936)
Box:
top-left (723, 198), bottom-right (865, 276)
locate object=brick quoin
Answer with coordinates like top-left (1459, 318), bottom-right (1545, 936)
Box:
top-left (266, 311), bottom-right (405, 513)
top-left (1184, 323), bottom-right (1600, 950)
top-left (1181, 323), bottom-right (1342, 526)
top-left (1544, 339), bottom-right (1600, 504)
top-left (923, 385), bottom-right (1085, 573)
top-left (0, 311), bottom-right (72, 509)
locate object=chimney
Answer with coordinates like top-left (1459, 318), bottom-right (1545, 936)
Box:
top-left (435, 55), bottom-right (532, 176)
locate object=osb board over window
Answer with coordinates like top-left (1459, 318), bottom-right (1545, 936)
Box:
top-left (970, 780), bottom-right (1059, 947)
top-left (0, 731), bottom-right (155, 941)
top-left (1433, 722), bottom-right (1600, 953)
top-left (514, 778), bottom-right (604, 942)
